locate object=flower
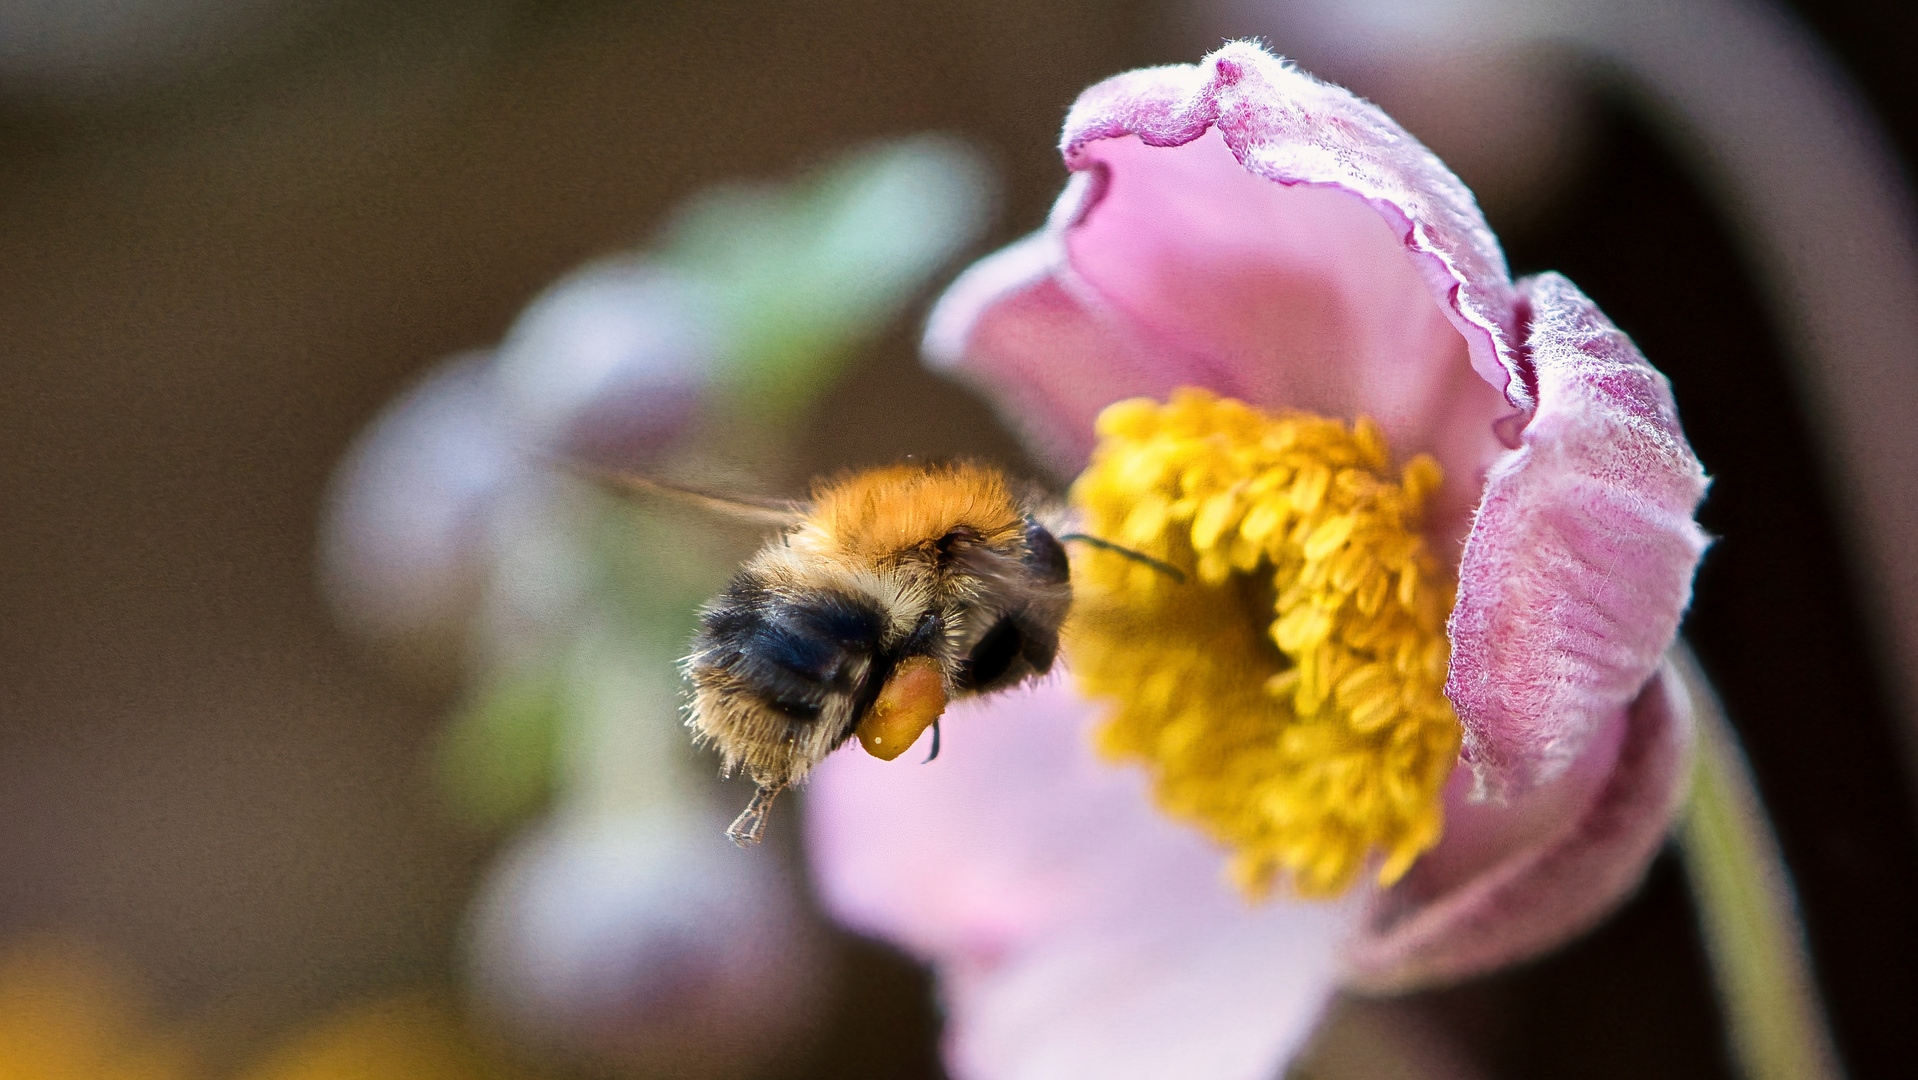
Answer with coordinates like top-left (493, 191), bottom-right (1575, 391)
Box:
top-left (804, 42), bottom-right (1709, 1080)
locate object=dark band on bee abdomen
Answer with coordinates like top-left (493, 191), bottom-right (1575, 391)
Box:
top-left (695, 579), bottom-right (888, 721)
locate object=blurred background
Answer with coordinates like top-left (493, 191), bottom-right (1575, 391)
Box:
top-left (3, 1), bottom-right (1917, 1078)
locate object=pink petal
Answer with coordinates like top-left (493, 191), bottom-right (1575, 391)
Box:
top-left (804, 677), bottom-right (1355, 1080)
top-left (1342, 654), bottom-right (1696, 992)
top-left (944, 895), bottom-right (1350, 1080)
top-left (925, 225), bottom-right (1180, 477)
top-left (926, 43), bottom-right (1523, 558)
top-left (1447, 273), bottom-right (1712, 792)
top-left (1061, 44), bottom-right (1521, 397)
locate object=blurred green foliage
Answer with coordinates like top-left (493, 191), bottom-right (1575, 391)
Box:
top-left (661, 134), bottom-right (994, 416)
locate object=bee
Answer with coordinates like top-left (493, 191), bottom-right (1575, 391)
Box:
top-left (587, 459), bottom-right (1178, 845)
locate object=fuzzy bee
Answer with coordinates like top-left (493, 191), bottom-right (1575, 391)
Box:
top-left (593, 461), bottom-right (1079, 844)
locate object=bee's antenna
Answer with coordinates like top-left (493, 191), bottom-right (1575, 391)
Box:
top-left (726, 784), bottom-right (784, 847)
top-left (922, 718), bottom-right (941, 764)
top-left (1058, 534), bottom-right (1187, 583)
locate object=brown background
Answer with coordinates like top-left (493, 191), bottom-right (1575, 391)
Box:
top-left (3, 2), bottom-right (1916, 1077)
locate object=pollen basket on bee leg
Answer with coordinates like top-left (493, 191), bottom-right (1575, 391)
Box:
top-left (857, 657), bottom-right (949, 761)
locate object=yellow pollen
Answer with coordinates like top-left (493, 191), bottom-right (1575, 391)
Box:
top-left (1067, 389), bottom-right (1461, 898)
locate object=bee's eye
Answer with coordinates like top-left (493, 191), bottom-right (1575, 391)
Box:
top-left (935, 527), bottom-right (979, 557)
top-left (1023, 521), bottom-right (1070, 583)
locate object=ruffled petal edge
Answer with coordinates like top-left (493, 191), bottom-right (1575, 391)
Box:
top-left (1054, 41), bottom-right (1525, 408)
top-left (1447, 272), bottom-right (1711, 792)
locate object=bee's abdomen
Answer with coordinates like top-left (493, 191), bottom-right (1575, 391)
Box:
top-left (694, 581), bottom-right (887, 721)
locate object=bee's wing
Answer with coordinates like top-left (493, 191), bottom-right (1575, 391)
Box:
top-left (569, 463), bottom-right (810, 527)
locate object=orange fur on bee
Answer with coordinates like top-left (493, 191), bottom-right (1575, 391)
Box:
top-left (792, 462), bottom-right (1026, 559)
top-left (674, 457), bottom-right (1072, 845)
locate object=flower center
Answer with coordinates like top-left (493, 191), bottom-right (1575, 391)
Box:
top-left (1067, 389), bottom-right (1461, 898)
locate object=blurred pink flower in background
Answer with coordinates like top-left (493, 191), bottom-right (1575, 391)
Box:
top-left (321, 137), bottom-right (995, 1079)
top-left (325, 260), bottom-right (827, 1080)
top-left (467, 809), bottom-right (829, 1078)
top-left (806, 42), bottom-right (1709, 1080)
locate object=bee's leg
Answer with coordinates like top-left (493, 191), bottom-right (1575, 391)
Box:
top-left (922, 718), bottom-right (942, 764)
top-left (726, 784), bottom-right (783, 847)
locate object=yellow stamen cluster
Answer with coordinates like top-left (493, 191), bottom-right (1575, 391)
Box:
top-left (1067, 389), bottom-right (1461, 897)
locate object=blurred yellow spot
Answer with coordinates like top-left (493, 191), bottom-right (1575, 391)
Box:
top-left (0, 936), bottom-right (194, 1080)
top-left (0, 935), bottom-right (527, 1080)
top-left (234, 993), bottom-right (523, 1080)
top-left (1069, 389), bottom-right (1460, 897)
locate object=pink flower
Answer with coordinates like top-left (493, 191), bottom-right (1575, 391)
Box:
top-left (803, 42), bottom-right (1710, 1080)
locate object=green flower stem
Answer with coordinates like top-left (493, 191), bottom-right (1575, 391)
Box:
top-left (1673, 645), bottom-right (1846, 1080)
